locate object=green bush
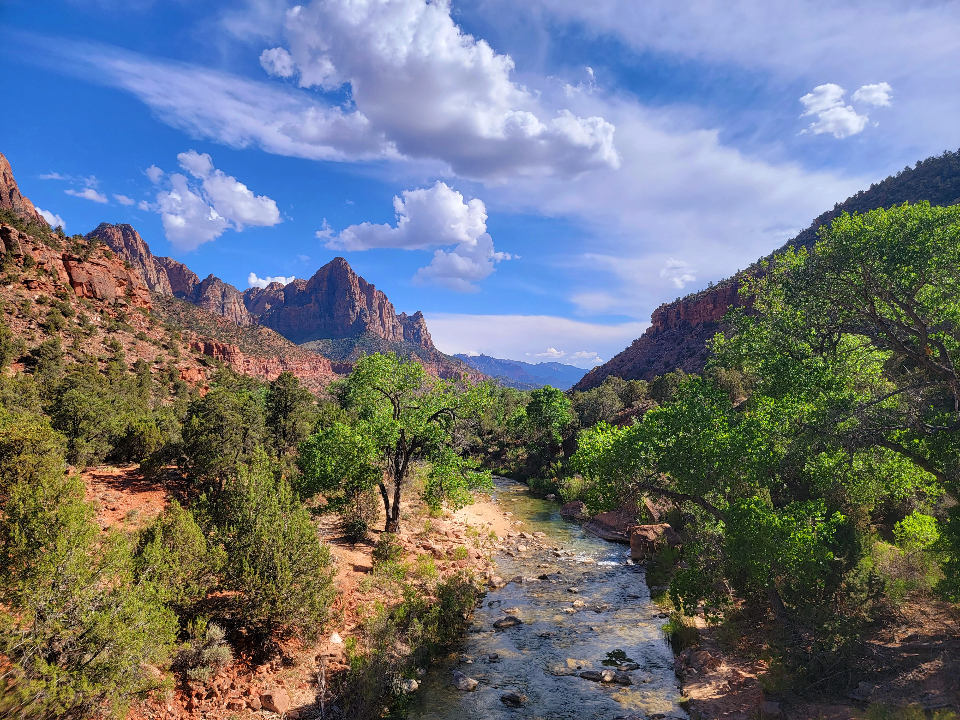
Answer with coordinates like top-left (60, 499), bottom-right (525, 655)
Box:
top-left (0, 412), bottom-right (177, 719)
top-left (216, 452), bottom-right (335, 638)
top-left (373, 532), bottom-right (404, 566)
top-left (173, 620), bottom-right (233, 683)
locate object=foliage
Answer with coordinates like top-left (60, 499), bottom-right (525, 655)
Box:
top-left (214, 451), bottom-right (335, 638)
top-left (0, 412), bottom-right (177, 719)
top-left (331, 352), bottom-right (491, 532)
top-left (422, 449), bottom-right (493, 512)
top-left (172, 621), bottom-right (233, 683)
top-left (266, 372), bottom-right (316, 457)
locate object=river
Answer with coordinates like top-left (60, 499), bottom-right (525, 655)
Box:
top-left (410, 477), bottom-right (687, 720)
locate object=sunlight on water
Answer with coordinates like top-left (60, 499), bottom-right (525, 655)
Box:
top-left (410, 478), bottom-right (687, 720)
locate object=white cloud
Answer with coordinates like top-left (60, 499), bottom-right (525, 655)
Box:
top-left (36, 208), bottom-right (65, 229)
top-left (426, 313), bottom-right (647, 369)
top-left (177, 150), bottom-right (281, 230)
top-left (145, 165), bottom-right (164, 183)
top-left (328, 182), bottom-right (511, 291)
top-left (247, 272), bottom-right (296, 288)
top-left (799, 84), bottom-right (846, 116)
top-left (260, 47), bottom-right (295, 78)
top-left (256, 0), bottom-right (619, 178)
top-left (65, 187), bottom-right (109, 203)
top-left (535, 348), bottom-right (566, 358)
top-left (39, 172), bottom-right (67, 180)
top-left (797, 84), bottom-right (870, 138)
top-left (113, 194), bottom-right (135, 205)
top-left (138, 200), bottom-right (154, 211)
top-left (660, 258), bottom-right (696, 289)
top-left (152, 151), bottom-right (282, 250)
top-left (314, 219), bottom-right (333, 240)
top-left (852, 82), bottom-right (892, 107)
top-left (297, 253), bottom-right (311, 262)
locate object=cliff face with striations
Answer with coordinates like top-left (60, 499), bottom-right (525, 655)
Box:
top-left (575, 148), bottom-right (960, 391)
top-left (245, 257), bottom-right (439, 349)
top-left (0, 152), bottom-right (48, 226)
top-left (86, 223), bottom-right (199, 298)
top-left (192, 275), bottom-right (254, 327)
top-left (190, 340), bottom-right (338, 391)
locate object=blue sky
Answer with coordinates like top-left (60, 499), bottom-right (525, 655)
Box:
top-left (2, 0), bottom-right (959, 367)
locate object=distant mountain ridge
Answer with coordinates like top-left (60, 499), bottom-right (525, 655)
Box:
top-left (574, 148), bottom-right (960, 391)
top-left (454, 354), bottom-right (586, 390)
top-left (84, 222), bottom-right (478, 381)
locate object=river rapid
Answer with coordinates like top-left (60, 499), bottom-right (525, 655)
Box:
top-left (410, 477), bottom-right (687, 720)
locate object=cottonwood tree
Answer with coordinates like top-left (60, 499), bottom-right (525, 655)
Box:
top-left (324, 353), bottom-right (491, 533)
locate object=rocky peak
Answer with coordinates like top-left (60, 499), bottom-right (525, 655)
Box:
top-left (193, 275), bottom-right (254, 327)
top-left (86, 223), bottom-right (174, 295)
top-left (0, 152), bottom-right (49, 226)
top-left (244, 257), bottom-right (438, 349)
top-left (155, 256), bottom-right (200, 298)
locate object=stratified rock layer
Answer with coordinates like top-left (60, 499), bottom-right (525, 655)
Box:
top-left (0, 152), bottom-right (47, 225)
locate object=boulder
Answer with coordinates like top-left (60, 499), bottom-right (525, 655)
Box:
top-left (400, 679), bottom-right (418, 693)
top-left (451, 670), bottom-right (478, 691)
top-left (493, 615), bottom-right (522, 629)
top-left (560, 501), bottom-right (588, 521)
top-left (260, 687), bottom-right (290, 715)
top-left (629, 523), bottom-right (681, 560)
top-left (501, 692), bottom-right (526, 707)
top-left (583, 509), bottom-right (637, 543)
top-left (579, 670), bottom-right (603, 682)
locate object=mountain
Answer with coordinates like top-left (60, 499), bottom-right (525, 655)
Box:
top-left (574, 148), bottom-right (960, 391)
top-left (0, 153), bottom-right (48, 227)
top-left (86, 223), bottom-right (477, 380)
top-left (455, 354), bottom-right (587, 390)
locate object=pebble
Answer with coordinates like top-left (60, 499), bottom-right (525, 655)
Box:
top-left (401, 679), bottom-right (418, 693)
top-left (493, 615), bottom-right (522, 628)
top-left (501, 692), bottom-right (527, 707)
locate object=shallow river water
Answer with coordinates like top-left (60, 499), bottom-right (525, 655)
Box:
top-left (410, 478), bottom-right (687, 720)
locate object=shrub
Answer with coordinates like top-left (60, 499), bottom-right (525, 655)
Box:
top-left (216, 452), bottom-right (335, 638)
top-left (0, 412), bottom-right (177, 719)
top-left (173, 620), bottom-right (233, 683)
top-left (662, 611), bottom-right (700, 651)
top-left (372, 532), bottom-right (404, 566)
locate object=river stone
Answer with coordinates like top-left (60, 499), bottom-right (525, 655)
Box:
top-left (501, 692), bottom-right (527, 707)
top-left (489, 576), bottom-right (506, 588)
top-left (618, 662), bottom-right (640, 671)
top-left (493, 615), bottom-right (522, 628)
top-left (613, 671), bottom-right (633, 685)
top-left (600, 669), bottom-right (617, 683)
top-left (517, 545), bottom-right (528, 552)
top-left (572, 599), bottom-right (585, 608)
top-left (579, 670), bottom-right (603, 682)
top-left (451, 671), bottom-right (478, 691)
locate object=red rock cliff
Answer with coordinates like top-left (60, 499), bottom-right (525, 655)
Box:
top-left (190, 340), bottom-right (338, 392)
top-left (0, 152), bottom-right (48, 225)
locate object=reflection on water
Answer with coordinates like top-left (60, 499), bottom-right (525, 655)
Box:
top-left (410, 479), bottom-right (686, 720)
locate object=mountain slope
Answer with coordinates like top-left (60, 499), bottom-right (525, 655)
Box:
top-left (454, 354), bottom-right (586, 390)
top-left (575, 148), bottom-right (960, 390)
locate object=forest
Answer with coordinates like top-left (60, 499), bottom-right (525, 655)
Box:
top-left (1, 200), bottom-right (958, 717)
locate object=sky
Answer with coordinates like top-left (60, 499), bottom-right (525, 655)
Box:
top-left (1, 0), bottom-right (958, 368)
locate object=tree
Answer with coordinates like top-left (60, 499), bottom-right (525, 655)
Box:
top-left (520, 385), bottom-right (573, 473)
top-left (0, 412), bottom-right (177, 719)
top-left (214, 451), bottom-right (335, 637)
top-left (266, 372), bottom-right (316, 457)
top-left (297, 422), bottom-right (382, 539)
top-left (334, 353), bottom-right (490, 532)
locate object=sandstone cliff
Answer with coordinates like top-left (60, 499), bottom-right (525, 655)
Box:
top-left (0, 152), bottom-right (48, 226)
top-left (244, 257), bottom-right (438, 350)
top-left (192, 275), bottom-right (254, 327)
top-left (575, 148), bottom-right (960, 390)
top-left (86, 223), bottom-right (199, 298)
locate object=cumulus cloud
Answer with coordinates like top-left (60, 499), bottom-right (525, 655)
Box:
top-left (798, 84), bottom-right (871, 138)
top-left (36, 208), bottom-right (65, 229)
top-left (327, 182), bottom-right (511, 291)
top-left (852, 82), bottom-right (893, 107)
top-left (113, 194), bottom-right (135, 205)
top-left (660, 258), bottom-right (696, 289)
top-left (535, 348), bottom-right (566, 358)
top-left (259, 47), bottom-right (295, 78)
top-left (65, 187), bottom-right (109, 203)
top-left (258, 0), bottom-right (618, 178)
top-left (145, 165), bottom-right (164, 183)
top-left (152, 151), bottom-right (281, 250)
top-left (247, 272), bottom-right (296, 288)
top-left (425, 313), bottom-right (647, 369)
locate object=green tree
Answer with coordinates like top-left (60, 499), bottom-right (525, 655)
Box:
top-left (266, 372), bottom-right (316, 456)
top-left (215, 451), bottom-right (335, 637)
top-left (334, 353), bottom-right (490, 532)
top-left (0, 412), bottom-right (177, 719)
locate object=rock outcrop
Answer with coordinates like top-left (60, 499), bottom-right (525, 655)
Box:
top-left (192, 275), bottom-right (254, 326)
top-left (582, 508), bottom-right (637, 543)
top-left (86, 223), bottom-right (199, 298)
top-left (0, 153), bottom-right (47, 225)
top-left (575, 147), bottom-right (960, 390)
top-left (190, 340), bottom-right (338, 388)
top-left (629, 524), bottom-right (681, 560)
top-left (244, 257), bottom-right (438, 349)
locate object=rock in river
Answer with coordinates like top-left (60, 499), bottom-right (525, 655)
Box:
top-left (493, 615), bottom-right (522, 629)
top-left (501, 692), bottom-right (527, 707)
top-left (451, 671), bottom-right (478, 691)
